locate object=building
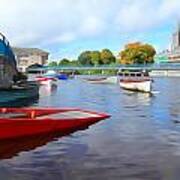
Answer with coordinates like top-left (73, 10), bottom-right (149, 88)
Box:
top-left (13, 47), bottom-right (49, 72)
top-left (167, 23), bottom-right (180, 62)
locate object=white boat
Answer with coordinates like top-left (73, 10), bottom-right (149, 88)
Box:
top-left (119, 79), bottom-right (152, 92)
top-left (86, 76), bottom-right (118, 84)
top-left (118, 69), bottom-right (153, 93)
top-left (35, 76), bottom-right (57, 88)
top-left (44, 70), bottom-right (57, 76)
top-left (105, 76), bottom-right (118, 83)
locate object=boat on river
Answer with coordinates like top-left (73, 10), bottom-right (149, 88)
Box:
top-left (118, 69), bottom-right (153, 93)
top-left (85, 76), bottom-right (117, 84)
top-left (0, 81), bottom-right (39, 107)
top-left (56, 74), bottom-right (68, 80)
top-left (36, 76), bottom-right (57, 87)
top-left (0, 107), bottom-right (110, 140)
top-left (0, 33), bottom-right (18, 89)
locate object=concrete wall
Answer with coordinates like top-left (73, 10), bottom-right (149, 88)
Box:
top-left (150, 70), bottom-right (180, 77)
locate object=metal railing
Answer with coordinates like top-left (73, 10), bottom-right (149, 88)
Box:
top-left (27, 63), bottom-right (180, 72)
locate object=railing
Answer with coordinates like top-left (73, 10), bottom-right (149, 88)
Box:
top-left (27, 63), bottom-right (180, 72)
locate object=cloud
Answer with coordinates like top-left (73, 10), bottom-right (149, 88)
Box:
top-left (0, 0), bottom-right (110, 47)
top-left (0, 0), bottom-right (180, 57)
top-left (47, 32), bottom-right (76, 44)
top-left (115, 0), bottom-right (180, 32)
top-left (80, 16), bottom-right (106, 36)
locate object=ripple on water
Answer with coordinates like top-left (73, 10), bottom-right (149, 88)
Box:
top-left (0, 77), bottom-right (180, 180)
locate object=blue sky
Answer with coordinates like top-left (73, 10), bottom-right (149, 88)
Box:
top-left (0, 0), bottom-right (180, 61)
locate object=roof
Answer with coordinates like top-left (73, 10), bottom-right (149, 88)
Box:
top-left (12, 47), bottom-right (49, 56)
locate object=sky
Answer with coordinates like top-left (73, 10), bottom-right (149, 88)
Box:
top-left (0, 0), bottom-right (180, 60)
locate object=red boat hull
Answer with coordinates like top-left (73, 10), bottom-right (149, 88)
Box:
top-left (0, 108), bottom-right (110, 140)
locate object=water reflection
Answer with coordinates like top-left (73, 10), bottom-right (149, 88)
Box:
top-left (0, 127), bottom-right (88, 160)
top-left (0, 77), bottom-right (180, 180)
top-left (39, 84), bottom-right (58, 97)
top-left (122, 90), bottom-right (153, 107)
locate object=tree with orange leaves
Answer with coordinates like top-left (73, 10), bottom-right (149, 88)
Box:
top-left (119, 42), bottom-right (156, 64)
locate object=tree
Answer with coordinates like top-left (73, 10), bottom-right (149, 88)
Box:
top-left (59, 58), bottom-right (70, 66)
top-left (119, 42), bottom-right (156, 64)
top-left (78, 51), bottom-right (93, 66)
top-left (100, 49), bottom-right (116, 64)
top-left (90, 51), bottom-right (101, 66)
top-left (69, 60), bottom-right (79, 66)
top-left (48, 61), bottom-right (58, 67)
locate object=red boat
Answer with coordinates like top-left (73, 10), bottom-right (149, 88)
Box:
top-left (35, 76), bottom-right (57, 87)
top-left (0, 107), bottom-right (110, 140)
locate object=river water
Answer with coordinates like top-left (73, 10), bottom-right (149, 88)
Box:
top-left (0, 77), bottom-right (180, 180)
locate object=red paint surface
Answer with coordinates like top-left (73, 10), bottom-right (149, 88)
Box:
top-left (36, 76), bottom-right (57, 82)
top-left (0, 108), bottom-right (110, 140)
top-left (120, 79), bottom-right (151, 83)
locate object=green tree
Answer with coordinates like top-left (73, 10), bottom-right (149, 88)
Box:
top-left (59, 58), bottom-right (70, 66)
top-left (100, 49), bottom-right (116, 64)
top-left (78, 51), bottom-right (92, 66)
top-left (119, 42), bottom-right (156, 64)
top-left (69, 60), bottom-right (79, 66)
top-left (90, 51), bottom-right (101, 66)
top-left (48, 61), bottom-right (58, 67)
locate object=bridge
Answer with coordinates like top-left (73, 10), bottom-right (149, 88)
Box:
top-left (27, 63), bottom-right (180, 77)
top-left (27, 63), bottom-right (180, 71)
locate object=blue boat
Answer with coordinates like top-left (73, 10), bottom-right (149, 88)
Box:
top-left (56, 74), bottom-right (68, 80)
top-left (0, 33), bottom-right (17, 89)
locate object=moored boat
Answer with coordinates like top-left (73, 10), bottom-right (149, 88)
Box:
top-left (56, 74), bottom-right (68, 80)
top-left (36, 76), bottom-right (57, 87)
top-left (0, 107), bottom-right (110, 140)
top-left (118, 69), bottom-right (153, 93)
top-left (119, 79), bottom-right (152, 92)
top-left (0, 33), bottom-right (18, 89)
top-left (85, 76), bottom-right (117, 84)
top-left (0, 81), bottom-right (39, 107)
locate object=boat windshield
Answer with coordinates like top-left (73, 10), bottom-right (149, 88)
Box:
top-left (118, 69), bottom-right (149, 77)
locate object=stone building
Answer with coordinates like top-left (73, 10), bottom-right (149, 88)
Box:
top-left (13, 47), bottom-right (49, 72)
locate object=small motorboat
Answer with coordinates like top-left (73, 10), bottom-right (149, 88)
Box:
top-left (0, 107), bottom-right (110, 140)
top-left (118, 69), bottom-right (153, 93)
top-left (44, 70), bottom-right (57, 76)
top-left (85, 76), bottom-right (117, 84)
top-left (119, 79), bottom-right (152, 93)
top-left (35, 76), bottom-right (57, 87)
top-left (56, 74), bottom-right (68, 80)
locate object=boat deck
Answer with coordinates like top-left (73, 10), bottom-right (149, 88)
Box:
top-left (0, 108), bottom-right (109, 120)
top-left (36, 111), bottom-right (99, 120)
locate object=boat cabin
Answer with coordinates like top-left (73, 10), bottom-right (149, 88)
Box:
top-left (118, 69), bottom-right (150, 79)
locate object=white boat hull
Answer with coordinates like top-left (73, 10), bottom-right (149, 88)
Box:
top-left (105, 76), bottom-right (118, 84)
top-left (87, 76), bottom-right (118, 84)
top-left (119, 80), bottom-right (152, 92)
top-left (40, 79), bottom-right (57, 87)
